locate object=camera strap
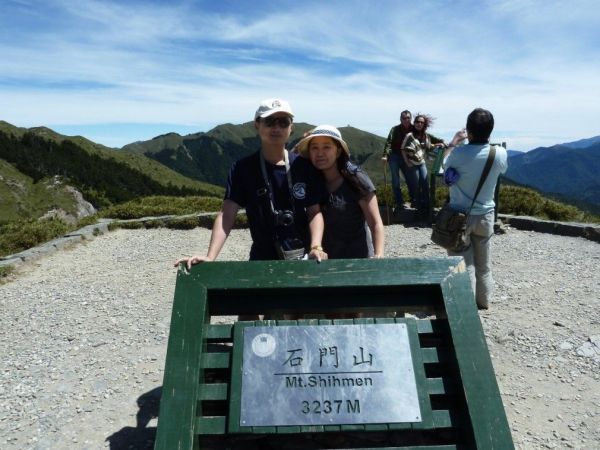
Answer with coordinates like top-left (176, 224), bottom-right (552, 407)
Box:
top-left (259, 149), bottom-right (296, 216)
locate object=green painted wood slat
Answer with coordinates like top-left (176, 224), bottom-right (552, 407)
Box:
top-left (421, 347), bottom-right (449, 364)
top-left (198, 383), bottom-right (227, 401)
top-left (427, 378), bottom-right (457, 396)
top-left (206, 324), bottom-right (233, 340)
top-left (195, 416), bottom-right (226, 435)
top-left (201, 352), bottom-right (229, 369)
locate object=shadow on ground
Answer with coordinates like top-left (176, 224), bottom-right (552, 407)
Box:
top-left (106, 386), bottom-right (161, 450)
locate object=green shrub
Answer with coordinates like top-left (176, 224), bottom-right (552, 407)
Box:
top-left (375, 180), bottom-right (599, 223)
top-left (542, 199), bottom-right (583, 222)
top-left (432, 185), bottom-right (449, 209)
top-left (76, 214), bottom-right (99, 228)
top-left (499, 186), bottom-right (544, 217)
top-left (167, 217), bottom-right (204, 230)
top-left (144, 219), bottom-right (166, 229)
top-left (499, 186), bottom-right (589, 222)
top-left (375, 183), bottom-right (411, 207)
top-left (232, 213), bottom-right (249, 229)
top-left (0, 217), bottom-right (70, 257)
top-left (110, 221), bottom-right (144, 230)
top-left (100, 195), bottom-right (222, 219)
top-left (0, 265), bottom-right (14, 281)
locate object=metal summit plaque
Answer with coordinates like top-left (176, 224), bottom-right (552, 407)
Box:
top-left (239, 323), bottom-right (421, 427)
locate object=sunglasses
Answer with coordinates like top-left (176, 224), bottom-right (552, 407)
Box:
top-left (262, 116), bottom-right (292, 128)
top-left (414, 120), bottom-right (425, 125)
top-left (401, 116), bottom-right (411, 121)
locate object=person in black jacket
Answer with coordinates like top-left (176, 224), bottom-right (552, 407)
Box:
top-left (382, 110), bottom-right (414, 216)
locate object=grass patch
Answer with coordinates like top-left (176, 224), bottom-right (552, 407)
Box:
top-left (100, 195), bottom-right (249, 231)
top-left (0, 265), bottom-right (14, 282)
top-left (0, 217), bottom-right (71, 257)
top-left (107, 212), bottom-right (248, 231)
top-left (0, 214), bottom-right (110, 258)
top-left (110, 221), bottom-right (144, 230)
top-left (100, 195), bottom-right (222, 219)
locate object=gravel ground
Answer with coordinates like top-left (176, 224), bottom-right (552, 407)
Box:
top-left (1, 225), bottom-right (599, 449)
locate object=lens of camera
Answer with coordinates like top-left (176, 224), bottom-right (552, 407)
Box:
top-left (275, 210), bottom-right (294, 227)
top-left (281, 211), bottom-right (294, 226)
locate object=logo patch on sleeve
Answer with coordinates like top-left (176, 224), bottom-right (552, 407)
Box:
top-left (292, 182), bottom-right (306, 200)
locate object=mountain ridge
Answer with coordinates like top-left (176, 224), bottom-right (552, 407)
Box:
top-left (0, 121), bottom-right (223, 222)
top-left (2, 119), bottom-right (599, 221)
top-left (560, 135), bottom-right (600, 149)
top-left (121, 121), bottom-right (386, 186)
top-left (505, 142), bottom-right (600, 212)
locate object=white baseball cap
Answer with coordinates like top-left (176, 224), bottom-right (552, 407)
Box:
top-left (254, 98), bottom-right (294, 119)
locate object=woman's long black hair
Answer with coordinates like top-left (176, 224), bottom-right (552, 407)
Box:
top-left (336, 144), bottom-right (373, 197)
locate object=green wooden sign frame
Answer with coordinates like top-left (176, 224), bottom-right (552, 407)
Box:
top-left (154, 257), bottom-right (514, 450)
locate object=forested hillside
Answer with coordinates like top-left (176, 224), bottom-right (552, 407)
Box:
top-left (0, 121), bottom-right (223, 211)
top-left (506, 142), bottom-right (600, 213)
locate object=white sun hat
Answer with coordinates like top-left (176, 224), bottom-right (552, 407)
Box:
top-left (296, 124), bottom-right (350, 157)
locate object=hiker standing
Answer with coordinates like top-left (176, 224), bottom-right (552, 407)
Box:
top-left (401, 114), bottom-right (445, 222)
top-left (382, 110), bottom-right (414, 217)
top-left (443, 108), bottom-right (508, 309)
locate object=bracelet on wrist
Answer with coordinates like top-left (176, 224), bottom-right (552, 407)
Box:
top-left (310, 245), bottom-right (323, 252)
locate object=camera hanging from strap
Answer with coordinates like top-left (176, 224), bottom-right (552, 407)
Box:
top-left (259, 150), bottom-right (305, 260)
top-left (259, 149), bottom-right (297, 225)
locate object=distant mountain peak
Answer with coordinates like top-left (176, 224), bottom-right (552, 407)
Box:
top-left (505, 140), bottom-right (600, 213)
top-left (560, 135), bottom-right (600, 149)
top-left (153, 132), bottom-right (182, 140)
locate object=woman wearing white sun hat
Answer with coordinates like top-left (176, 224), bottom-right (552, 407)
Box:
top-left (296, 125), bottom-right (384, 259)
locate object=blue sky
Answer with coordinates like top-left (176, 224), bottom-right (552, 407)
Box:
top-left (1, 0), bottom-right (599, 150)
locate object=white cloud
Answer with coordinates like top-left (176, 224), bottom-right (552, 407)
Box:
top-left (1, 0), bottom-right (599, 150)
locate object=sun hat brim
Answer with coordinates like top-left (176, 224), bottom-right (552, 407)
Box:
top-left (296, 125), bottom-right (350, 158)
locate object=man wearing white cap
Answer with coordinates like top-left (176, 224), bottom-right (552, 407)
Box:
top-left (175, 98), bottom-right (328, 266)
